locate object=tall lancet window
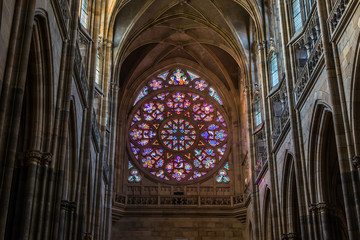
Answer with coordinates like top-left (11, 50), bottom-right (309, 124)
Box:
top-left (292, 0), bottom-right (302, 32)
top-left (270, 54), bottom-right (279, 87)
top-left (80, 0), bottom-right (89, 28)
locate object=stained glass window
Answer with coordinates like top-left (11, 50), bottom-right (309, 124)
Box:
top-left (270, 55), bottom-right (279, 87)
top-left (128, 68), bottom-right (230, 184)
top-left (292, 0), bottom-right (302, 32)
top-left (128, 161), bottom-right (142, 182)
top-left (216, 162), bottom-right (230, 183)
top-left (133, 69), bottom-right (223, 106)
top-left (80, 0), bottom-right (89, 27)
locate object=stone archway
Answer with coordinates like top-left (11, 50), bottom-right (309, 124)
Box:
top-left (5, 14), bottom-right (54, 240)
top-left (308, 104), bottom-right (348, 239)
top-left (281, 153), bottom-right (301, 239)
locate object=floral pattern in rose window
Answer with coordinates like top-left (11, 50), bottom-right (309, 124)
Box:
top-left (128, 161), bottom-right (142, 182)
top-left (128, 68), bottom-right (230, 184)
top-left (216, 162), bottom-right (230, 183)
top-left (132, 68), bottom-right (224, 106)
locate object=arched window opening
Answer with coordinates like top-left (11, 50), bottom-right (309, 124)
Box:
top-left (321, 120), bottom-right (348, 239)
top-left (95, 53), bottom-right (101, 84)
top-left (254, 96), bottom-right (262, 127)
top-left (270, 54), bottom-right (279, 87)
top-left (128, 68), bottom-right (230, 184)
top-left (264, 190), bottom-right (274, 240)
top-left (292, 0), bottom-right (303, 32)
top-left (80, 0), bottom-right (89, 27)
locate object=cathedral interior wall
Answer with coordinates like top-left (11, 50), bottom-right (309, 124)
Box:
top-left (112, 216), bottom-right (246, 240)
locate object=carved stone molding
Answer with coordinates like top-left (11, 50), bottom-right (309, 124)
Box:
top-left (352, 155), bottom-right (360, 168)
top-left (19, 150), bottom-right (52, 166)
top-left (309, 202), bottom-right (329, 213)
top-left (41, 152), bottom-right (52, 166)
top-left (233, 195), bottom-right (244, 205)
top-left (114, 193), bottom-right (246, 207)
top-left (329, 0), bottom-right (351, 33)
top-left (61, 200), bottom-right (77, 212)
top-left (256, 40), bottom-right (267, 52)
top-left (114, 194), bottom-right (126, 205)
top-left (281, 232), bottom-right (297, 239)
top-left (267, 38), bottom-right (276, 56)
top-left (97, 35), bottom-right (104, 59)
top-left (83, 233), bottom-right (93, 240)
top-left (24, 150), bottom-right (42, 165)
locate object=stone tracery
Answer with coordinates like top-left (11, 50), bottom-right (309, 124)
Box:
top-left (128, 68), bottom-right (230, 184)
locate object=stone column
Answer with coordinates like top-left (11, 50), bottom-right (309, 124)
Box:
top-left (276, 0), bottom-right (313, 239)
top-left (15, 150), bottom-right (42, 240)
top-left (0, 0), bottom-right (37, 237)
top-left (59, 200), bottom-right (77, 240)
top-left (309, 203), bottom-right (321, 240)
top-left (316, 0), bottom-right (360, 238)
top-left (317, 202), bottom-right (331, 240)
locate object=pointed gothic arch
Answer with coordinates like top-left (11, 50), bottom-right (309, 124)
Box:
top-left (308, 102), bottom-right (348, 239)
top-left (281, 152), bottom-right (301, 238)
top-left (350, 32), bottom-right (360, 158)
top-left (263, 186), bottom-right (274, 240)
top-left (5, 12), bottom-right (55, 239)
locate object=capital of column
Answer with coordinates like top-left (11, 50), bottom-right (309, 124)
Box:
top-left (60, 200), bottom-right (77, 212)
top-left (352, 155), bottom-right (360, 169)
top-left (41, 152), bottom-right (52, 166)
top-left (83, 233), bottom-right (93, 240)
top-left (281, 233), bottom-right (297, 240)
top-left (256, 40), bottom-right (267, 52)
top-left (23, 150), bottom-right (42, 165)
top-left (317, 202), bottom-right (329, 213)
top-left (309, 202), bottom-right (329, 213)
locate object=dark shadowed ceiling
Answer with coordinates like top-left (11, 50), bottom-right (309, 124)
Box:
top-left (112, 0), bottom-right (261, 92)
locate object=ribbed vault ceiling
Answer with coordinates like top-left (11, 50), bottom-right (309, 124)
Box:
top-left (112, 0), bottom-right (261, 93)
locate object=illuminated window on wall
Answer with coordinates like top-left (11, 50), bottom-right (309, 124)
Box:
top-left (270, 55), bottom-right (279, 87)
top-left (254, 98), bottom-right (262, 127)
top-left (292, 0), bottom-right (302, 32)
top-left (95, 53), bottom-right (101, 84)
top-left (128, 68), bottom-right (230, 184)
top-left (80, 0), bottom-right (89, 27)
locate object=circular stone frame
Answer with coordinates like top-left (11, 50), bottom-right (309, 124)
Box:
top-left (127, 71), bottom-right (231, 185)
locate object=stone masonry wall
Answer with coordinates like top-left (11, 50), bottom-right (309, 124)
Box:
top-left (112, 216), bottom-right (245, 240)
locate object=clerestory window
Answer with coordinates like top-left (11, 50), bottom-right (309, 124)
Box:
top-left (270, 54), bottom-right (279, 87)
top-left (292, 0), bottom-right (303, 32)
top-left (80, 0), bottom-right (89, 28)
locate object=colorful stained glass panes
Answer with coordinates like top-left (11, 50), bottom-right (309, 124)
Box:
top-left (224, 162), bottom-right (229, 170)
top-left (129, 68), bottom-right (229, 184)
top-left (169, 69), bottom-right (188, 85)
top-left (134, 86), bottom-right (149, 106)
top-left (128, 169), bottom-right (142, 182)
top-left (216, 170), bottom-right (229, 183)
top-left (209, 87), bottom-right (223, 105)
top-left (158, 71), bottom-right (169, 80)
top-left (132, 68), bottom-right (224, 107)
top-left (128, 161), bottom-right (134, 169)
top-left (160, 118), bottom-right (196, 151)
top-left (194, 80), bottom-right (208, 91)
top-left (187, 71), bottom-right (199, 81)
top-left (128, 162), bottom-right (142, 182)
top-left (149, 79), bottom-right (162, 90)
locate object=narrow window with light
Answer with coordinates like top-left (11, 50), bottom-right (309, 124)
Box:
top-left (80, 0), bottom-right (89, 28)
top-left (292, 0), bottom-right (302, 32)
top-left (270, 54), bottom-right (279, 87)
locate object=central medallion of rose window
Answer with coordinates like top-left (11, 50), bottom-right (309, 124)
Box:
top-left (160, 118), bottom-right (197, 151)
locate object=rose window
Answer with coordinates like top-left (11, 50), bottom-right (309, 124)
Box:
top-left (128, 68), bottom-right (230, 184)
